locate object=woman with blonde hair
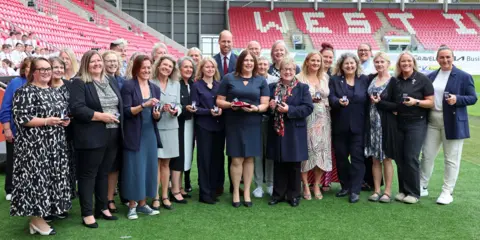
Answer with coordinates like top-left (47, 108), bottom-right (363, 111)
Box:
top-left (296, 51), bottom-right (332, 200)
top-left (70, 50), bottom-right (123, 227)
top-left (150, 55), bottom-right (182, 210)
top-left (268, 40), bottom-right (300, 78)
top-left (364, 52), bottom-right (398, 203)
top-left (59, 48), bottom-right (79, 80)
top-left (390, 51), bottom-right (434, 204)
top-left (191, 56), bottom-right (224, 204)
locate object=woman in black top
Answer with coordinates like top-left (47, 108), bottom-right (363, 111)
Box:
top-left (328, 52), bottom-right (370, 203)
top-left (70, 50), bottom-right (123, 227)
top-left (391, 51), bottom-right (434, 204)
top-left (170, 56), bottom-right (196, 203)
top-left (364, 52), bottom-right (398, 203)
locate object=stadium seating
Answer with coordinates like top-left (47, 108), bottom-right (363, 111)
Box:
top-left (0, 0), bottom-right (182, 59)
top-left (228, 7), bottom-right (480, 51)
top-left (383, 9), bottom-right (480, 50)
top-left (229, 7), bottom-right (286, 48)
top-left (292, 8), bottom-right (382, 50)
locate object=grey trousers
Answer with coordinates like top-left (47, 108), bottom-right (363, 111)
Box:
top-left (254, 118), bottom-right (274, 188)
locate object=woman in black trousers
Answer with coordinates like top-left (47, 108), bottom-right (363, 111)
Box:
top-left (267, 57), bottom-right (313, 207)
top-left (70, 50), bottom-right (123, 228)
top-left (190, 57), bottom-right (225, 204)
top-left (328, 52), bottom-right (370, 203)
top-left (392, 51), bottom-right (434, 204)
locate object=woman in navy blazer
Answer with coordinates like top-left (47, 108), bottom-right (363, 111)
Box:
top-left (328, 52), bottom-right (370, 203)
top-left (121, 55), bottom-right (163, 219)
top-left (267, 57), bottom-right (313, 207)
top-left (191, 57), bottom-right (225, 204)
top-left (70, 50), bottom-right (123, 227)
top-left (420, 45), bottom-right (477, 205)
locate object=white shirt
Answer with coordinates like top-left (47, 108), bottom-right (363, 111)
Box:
top-left (266, 74), bottom-right (279, 84)
top-left (361, 59), bottom-right (376, 75)
top-left (433, 70), bottom-right (451, 111)
top-left (5, 38), bottom-right (19, 47)
top-left (220, 51), bottom-right (232, 69)
top-left (10, 50), bottom-right (27, 65)
top-left (0, 67), bottom-right (18, 76)
top-left (0, 52), bottom-right (12, 61)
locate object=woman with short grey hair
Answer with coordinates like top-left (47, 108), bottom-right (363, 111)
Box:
top-left (170, 56), bottom-right (197, 203)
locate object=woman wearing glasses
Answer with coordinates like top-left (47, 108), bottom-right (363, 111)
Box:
top-left (10, 58), bottom-right (71, 235)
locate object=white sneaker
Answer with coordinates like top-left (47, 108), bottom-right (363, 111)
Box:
top-left (5, 194), bottom-right (12, 201)
top-left (395, 193), bottom-right (406, 202)
top-left (420, 187), bottom-right (429, 197)
top-left (127, 207), bottom-right (138, 220)
top-left (266, 186), bottom-right (273, 196)
top-left (252, 187), bottom-right (264, 198)
top-left (403, 195), bottom-right (419, 204)
top-left (436, 191), bottom-right (453, 205)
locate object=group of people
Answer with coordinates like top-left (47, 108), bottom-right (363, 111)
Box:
top-left (0, 31), bottom-right (49, 76)
top-left (0, 29), bottom-right (477, 236)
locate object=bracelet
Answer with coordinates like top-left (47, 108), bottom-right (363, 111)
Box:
top-left (140, 104), bottom-right (145, 109)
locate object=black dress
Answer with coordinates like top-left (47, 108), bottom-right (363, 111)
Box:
top-left (10, 84), bottom-right (71, 217)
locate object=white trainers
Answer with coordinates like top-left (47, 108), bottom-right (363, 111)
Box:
top-left (5, 194), bottom-right (12, 201)
top-left (127, 207), bottom-right (138, 220)
top-left (266, 186), bottom-right (273, 196)
top-left (395, 193), bottom-right (406, 202)
top-left (403, 195), bottom-right (419, 204)
top-left (436, 191), bottom-right (453, 205)
top-left (420, 187), bottom-right (429, 197)
top-left (252, 187), bottom-right (264, 198)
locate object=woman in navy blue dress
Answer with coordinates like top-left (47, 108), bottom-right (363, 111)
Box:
top-left (216, 50), bottom-right (270, 208)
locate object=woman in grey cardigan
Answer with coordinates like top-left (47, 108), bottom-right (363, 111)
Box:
top-left (151, 55), bottom-right (182, 210)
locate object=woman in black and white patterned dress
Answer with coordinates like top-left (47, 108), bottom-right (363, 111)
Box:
top-left (11, 57), bottom-right (71, 236)
top-left (49, 57), bottom-right (76, 202)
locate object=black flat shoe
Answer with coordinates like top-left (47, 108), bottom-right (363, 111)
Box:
top-left (199, 198), bottom-right (216, 204)
top-left (336, 189), bottom-right (350, 198)
top-left (289, 198), bottom-right (300, 207)
top-left (82, 220), bottom-right (98, 228)
top-left (349, 193), bottom-right (360, 203)
top-left (95, 211), bottom-right (118, 221)
top-left (162, 198), bottom-right (174, 210)
top-left (107, 200), bottom-right (118, 213)
top-left (171, 192), bottom-right (187, 204)
top-left (182, 193), bottom-right (192, 198)
top-left (57, 212), bottom-right (69, 219)
top-left (232, 201), bottom-right (241, 208)
top-left (243, 201), bottom-right (253, 207)
top-left (268, 199), bottom-right (282, 205)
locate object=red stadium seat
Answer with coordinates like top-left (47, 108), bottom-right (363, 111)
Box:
top-left (0, 0), bottom-right (182, 58)
top-left (229, 7), bottom-right (480, 51)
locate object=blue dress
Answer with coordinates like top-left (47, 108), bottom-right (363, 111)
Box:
top-left (217, 73), bottom-right (270, 157)
top-left (122, 99), bottom-right (158, 201)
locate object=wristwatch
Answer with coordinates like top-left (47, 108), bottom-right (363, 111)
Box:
top-left (415, 100), bottom-right (420, 106)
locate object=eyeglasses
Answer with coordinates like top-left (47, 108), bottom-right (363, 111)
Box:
top-left (281, 68), bottom-right (295, 72)
top-left (36, 68), bottom-right (52, 73)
